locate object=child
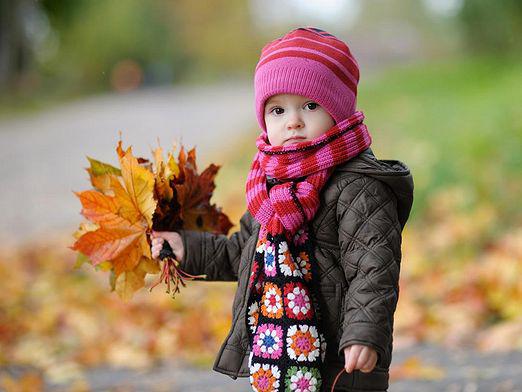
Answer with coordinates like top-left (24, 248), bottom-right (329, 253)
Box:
top-left (151, 27), bottom-right (413, 392)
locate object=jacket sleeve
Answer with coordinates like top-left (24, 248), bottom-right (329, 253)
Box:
top-left (176, 210), bottom-right (254, 282)
top-left (336, 176), bottom-right (403, 364)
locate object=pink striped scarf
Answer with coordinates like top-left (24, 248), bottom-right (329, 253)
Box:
top-left (246, 110), bottom-right (372, 237)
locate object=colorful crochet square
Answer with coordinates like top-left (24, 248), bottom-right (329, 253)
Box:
top-left (283, 282), bottom-right (314, 320)
top-left (264, 240), bottom-right (277, 276)
top-left (261, 282), bottom-right (283, 319)
top-left (252, 323), bottom-right (284, 359)
top-left (249, 363), bottom-right (281, 392)
top-left (284, 366), bottom-right (322, 392)
top-left (295, 252), bottom-right (312, 282)
top-left (278, 241), bottom-right (301, 277)
top-left (286, 325), bottom-right (321, 362)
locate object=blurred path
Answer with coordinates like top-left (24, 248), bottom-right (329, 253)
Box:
top-left (39, 343), bottom-right (520, 391)
top-left (0, 81), bottom-right (254, 244)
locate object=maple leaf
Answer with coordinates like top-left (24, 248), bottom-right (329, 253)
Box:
top-left (117, 147), bottom-right (156, 226)
top-left (71, 137), bottom-right (232, 301)
top-left (86, 157), bottom-right (121, 195)
top-left (114, 257), bottom-right (159, 301)
top-left (149, 145), bottom-right (232, 296)
top-left (152, 146), bottom-right (233, 234)
top-left (71, 145), bottom-right (157, 283)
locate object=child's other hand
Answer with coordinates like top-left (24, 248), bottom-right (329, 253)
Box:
top-left (150, 231), bottom-right (184, 261)
top-left (343, 344), bottom-right (378, 373)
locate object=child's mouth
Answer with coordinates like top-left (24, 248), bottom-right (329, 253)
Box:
top-left (285, 136), bottom-right (307, 145)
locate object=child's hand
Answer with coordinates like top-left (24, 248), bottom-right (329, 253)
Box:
top-left (343, 344), bottom-right (378, 373)
top-left (150, 231), bottom-right (184, 261)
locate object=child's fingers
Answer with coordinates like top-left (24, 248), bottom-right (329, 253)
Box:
top-left (150, 238), bottom-right (165, 259)
top-left (359, 355), bottom-right (377, 373)
top-left (344, 346), bottom-right (361, 373)
top-left (150, 233), bottom-right (183, 260)
top-left (355, 348), bottom-right (372, 371)
top-left (359, 349), bottom-right (378, 373)
top-left (151, 237), bottom-right (164, 246)
top-left (359, 362), bottom-right (374, 373)
top-left (343, 346), bottom-right (352, 370)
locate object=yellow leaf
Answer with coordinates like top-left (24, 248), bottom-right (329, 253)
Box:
top-left (109, 174), bottom-right (142, 224)
top-left (119, 151), bottom-right (157, 227)
top-left (87, 156), bottom-right (121, 176)
top-left (115, 268), bottom-right (146, 301)
top-left (139, 232), bottom-right (152, 259)
top-left (86, 156), bottom-right (121, 195)
top-left (166, 151), bottom-right (180, 178)
top-left (137, 257), bottom-right (160, 274)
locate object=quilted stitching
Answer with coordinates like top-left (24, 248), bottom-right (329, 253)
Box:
top-left (336, 177), bottom-right (402, 367)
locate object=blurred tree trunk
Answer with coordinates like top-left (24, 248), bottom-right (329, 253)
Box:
top-left (0, 0), bottom-right (31, 92)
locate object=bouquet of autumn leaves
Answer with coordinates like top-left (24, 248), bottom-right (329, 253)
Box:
top-left (70, 138), bottom-right (233, 300)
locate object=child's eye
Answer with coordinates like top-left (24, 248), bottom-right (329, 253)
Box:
top-left (270, 107), bottom-right (284, 115)
top-left (305, 102), bottom-right (319, 110)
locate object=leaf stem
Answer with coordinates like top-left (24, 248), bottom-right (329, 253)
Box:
top-left (149, 256), bottom-right (206, 299)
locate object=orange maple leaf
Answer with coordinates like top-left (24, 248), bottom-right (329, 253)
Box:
top-left (71, 137), bottom-right (231, 300)
top-left (71, 145), bottom-right (156, 279)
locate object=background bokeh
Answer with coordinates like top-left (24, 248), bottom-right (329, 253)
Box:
top-left (0, 0), bottom-right (521, 390)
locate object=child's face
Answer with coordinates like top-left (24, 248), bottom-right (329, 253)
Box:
top-left (264, 94), bottom-right (335, 147)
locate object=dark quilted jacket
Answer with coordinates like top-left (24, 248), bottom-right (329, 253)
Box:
top-left (177, 147), bottom-right (414, 391)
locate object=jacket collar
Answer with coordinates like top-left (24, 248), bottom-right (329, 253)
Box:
top-left (265, 147), bottom-right (414, 230)
top-left (334, 147), bottom-right (414, 229)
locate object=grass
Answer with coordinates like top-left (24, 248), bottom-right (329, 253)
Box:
top-left (357, 53), bottom-right (522, 224)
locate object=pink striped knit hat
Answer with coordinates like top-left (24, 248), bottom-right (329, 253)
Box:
top-left (254, 27), bottom-right (360, 133)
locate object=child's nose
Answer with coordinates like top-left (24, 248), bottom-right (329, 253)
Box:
top-left (286, 112), bottom-right (304, 130)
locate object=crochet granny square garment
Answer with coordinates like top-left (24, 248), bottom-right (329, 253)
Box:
top-left (246, 226), bottom-right (326, 392)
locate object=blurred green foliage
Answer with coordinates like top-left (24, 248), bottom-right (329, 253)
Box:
top-left (358, 53), bottom-right (521, 226)
top-left (39, 0), bottom-right (260, 90)
top-left (40, 0), bottom-right (185, 94)
top-left (459, 0), bottom-right (522, 54)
